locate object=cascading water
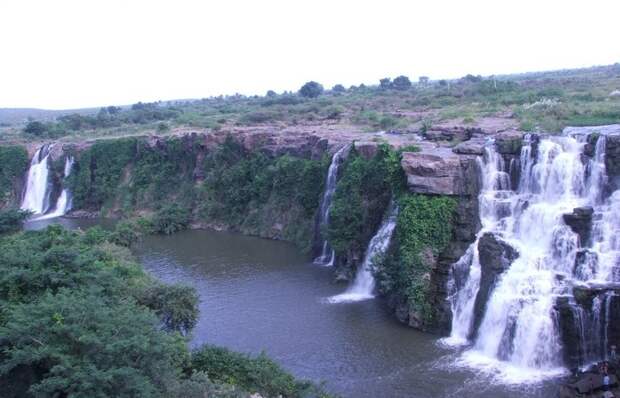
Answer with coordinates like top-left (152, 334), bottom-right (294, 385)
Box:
top-left (21, 144), bottom-right (53, 215)
top-left (36, 156), bottom-right (74, 220)
top-left (445, 126), bottom-right (620, 382)
top-left (328, 202), bottom-right (398, 303)
top-left (314, 144), bottom-right (351, 266)
top-left (21, 144), bottom-right (75, 221)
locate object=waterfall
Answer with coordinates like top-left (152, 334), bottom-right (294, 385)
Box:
top-left (36, 156), bottom-right (74, 220)
top-left (445, 127), bottom-right (620, 382)
top-left (21, 144), bottom-right (53, 215)
top-left (314, 144), bottom-right (351, 266)
top-left (328, 203), bottom-right (398, 303)
top-left (21, 145), bottom-right (75, 221)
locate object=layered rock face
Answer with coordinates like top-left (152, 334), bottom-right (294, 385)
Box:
top-left (390, 143), bottom-right (482, 333)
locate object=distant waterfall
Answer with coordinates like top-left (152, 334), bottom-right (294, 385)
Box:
top-left (445, 126), bottom-right (620, 382)
top-left (37, 156), bottom-right (74, 220)
top-left (21, 144), bottom-right (74, 220)
top-left (314, 144), bottom-right (351, 265)
top-left (328, 202), bottom-right (398, 303)
top-left (21, 144), bottom-right (54, 215)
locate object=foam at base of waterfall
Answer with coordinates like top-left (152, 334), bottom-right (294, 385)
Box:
top-left (327, 203), bottom-right (398, 304)
top-left (325, 292), bottom-right (375, 304)
top-left (453, 350), bottom-right (568, 384)
top-left (444, 130), bottom-right (620, 382)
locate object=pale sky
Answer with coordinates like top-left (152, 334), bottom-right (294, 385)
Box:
top-left (1, 0), bottom-right (619, 110)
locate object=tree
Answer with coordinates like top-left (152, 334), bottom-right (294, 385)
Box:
top-left (0, 289), bottom-right (187, 398)
top-left (266, 90), bottom-right (277, 97)
top-left (298, 81), bottom-right (324, 98)
top-left (0, 209), bottom-right (30, 233)
top-left (392, 75), bottom-right (412, 90)
top-left (418, 76), bottom-right (429, 85)
top-left (23, 120), bottom-right (47, 136)
top-left (379, 78), bottom-right (392, 89)
top-left (331, 84), bottom-right (346, 93)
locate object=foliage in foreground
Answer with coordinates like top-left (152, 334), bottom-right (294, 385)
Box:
top-left (0, 225), bottom-right (334, 398)
top-left (0, 209), bottom-right (31, 233)
top-left (192, 345), bottom-right (334, 398)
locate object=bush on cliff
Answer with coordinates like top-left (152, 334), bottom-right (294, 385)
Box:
top-left (0, 146), bottom-right (29, 205)
top-left (327, 145), bottom-right (396, 258)
top-left (374, 194), bottom-right (456, 323)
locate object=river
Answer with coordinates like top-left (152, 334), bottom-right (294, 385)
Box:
top-left (26, 219), bottom-right (558, 397)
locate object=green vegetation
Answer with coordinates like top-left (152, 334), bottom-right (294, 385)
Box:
top-left (0, 209), bottom-right (31, 233)
top-left (3, 64), bottom-right (619, 142)
top-left (0, 225), bottom-right (194, 397)
top-left (69, 138), bottom-right (137, 210)
top-left (0, 225), bottom-right (335, 397)
top-left (153, 204), bottom-right (192, 235)
top-left (374, 194), bottom-right (456, 323)
top-left (327, 144), bottom-right (405, 261)
top-left (192, 346), bottom-right (332, 398)
top-left (299, 81), bottom-right (324, 98)
top-left (0, 146), bottom-right (29, 206)
top-left (200, 136), bottom-right (328, 252)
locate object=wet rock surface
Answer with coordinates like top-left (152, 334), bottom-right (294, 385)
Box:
top-left (563, 206), bottom-right (594, 246)
top-left (470, 233), bottom-right (519, 338)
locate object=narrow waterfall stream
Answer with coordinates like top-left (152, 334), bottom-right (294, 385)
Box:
top-left (445, 126), bottom-right (620, 382)
top-left (21, 144), bottom-right (53, 215)
top-left (329, 202), bottom-right (398, 303)
top-left (314, 144), bottom-right (351, 265)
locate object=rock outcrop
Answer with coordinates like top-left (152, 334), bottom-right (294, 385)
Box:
top-left (401, 147), bottom-right (478, 196)
top-left (390, 144), bottom-right (481, 333)
top-left (470, 233), bottom-right (519, 339)
top-left (563, 207), bottom-right (594, 247)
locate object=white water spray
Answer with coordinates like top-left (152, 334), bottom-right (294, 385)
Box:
top-left (314, 144), bottom-right (351, 265)
top-left (36, 156), bottom-right (74, 220)
top-left (446, 127), bottom-right (620, 382)
top-left (328, 203), bottom-right (398, 303)
top-left (21, 145), bottom-right (53, 215)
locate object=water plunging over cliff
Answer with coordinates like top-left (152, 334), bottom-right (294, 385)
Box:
top-left (329, 203), bottom-right (398, 303)
top-left (21, 144), bottom-right (54, 215)
top-left (446, 128), bottom-right (620, 382)
top-left (314, 144), bottom-right (351, 265)
top-left (21, 145), bottom-right (74, 220)
top-left (36, 156), bottom-right (74, 220)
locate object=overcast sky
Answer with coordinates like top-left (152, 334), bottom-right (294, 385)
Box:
top-left (1, 0), bottom-right (619, 110)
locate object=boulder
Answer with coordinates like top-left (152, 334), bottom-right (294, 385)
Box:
top-left (563, 207), bottom-right (594, 246)
top-left (353, 141), bottom-right (379, 160)
top-left (494, 131), bottom-right (524, 155)
top-left (452, 139), bottom-right (485, 155)
top-left (422, 126), bottom-right (476, 142)
top-left (401, 148), bottom-right (478, 196)
top-left (470, 232), bottom-right (518, 339)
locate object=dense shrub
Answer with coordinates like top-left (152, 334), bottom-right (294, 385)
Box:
top-left (192, 345), bottom-right (333, 398)
top-left (69, 138), bottom-right (137, 209)
top-left (0, 146), bottom-right (29, 205)
top-left (153, 204), bottom-right (191, 234)
top-left (0, 209), bottom-right (30, 233)
top-left (374, 194), bottom-right (456, 321)
top-left (0, 226), bottom-right (197, 397)
top-left (327, 145), bottom-right (395, 256)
